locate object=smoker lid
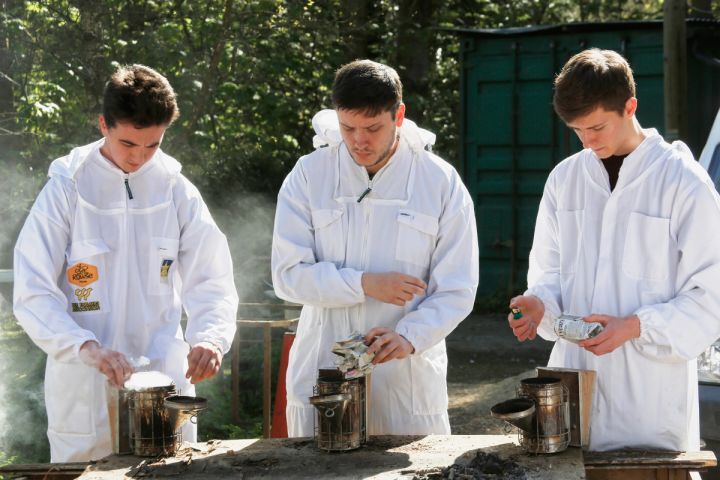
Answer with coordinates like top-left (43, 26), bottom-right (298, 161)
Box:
top-left (124, 371), bottom-right (175, 391)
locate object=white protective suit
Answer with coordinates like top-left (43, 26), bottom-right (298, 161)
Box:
top-left (527, 129), bottom-right (720, 451)
top-left (13, 139), bottom-right (239, 462)
top-left (272, 110), bottom-right (479, 436)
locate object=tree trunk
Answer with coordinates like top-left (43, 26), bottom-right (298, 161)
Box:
top-left (0, 0), bottom-right (18, 144)
top-left (341, 0), bottom-right (373, 62)
top-left (396, 0), bottom-right (435, 124)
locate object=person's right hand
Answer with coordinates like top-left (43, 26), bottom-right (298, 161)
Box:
top-left (78, 340), bottom-right (133, 388)
top-left (507, 295), bottom-right (545, 342)
top-left (361, 272), bottom-right (427, 306)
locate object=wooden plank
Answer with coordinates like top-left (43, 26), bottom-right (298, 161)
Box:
top-left (537, 367), bottom-right (596, 448)
top-left (79, 435), bottom-right (586, 479)
top-left (586, 469), bottom-right (692, 480)
top-left (0, 462), bottom-right (89, 480)
top-left (0, 269), bottom-right (12, 283)
top-left (584, 449), bottom-right (716, 469)
top-left (236, 318), bottom-right (299, 328)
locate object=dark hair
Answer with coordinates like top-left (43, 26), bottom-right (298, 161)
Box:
top-left (553, 49), bottom-right (636, 123)
top-left (331, 60), bottom-right (402, 117)
top-left (102, 64), bottom-right (179, 128)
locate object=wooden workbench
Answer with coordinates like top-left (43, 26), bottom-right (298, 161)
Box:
top-left (78, 435), bottom-right (586, 479)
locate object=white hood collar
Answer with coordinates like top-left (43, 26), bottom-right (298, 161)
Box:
top-left (48, 138), bottom-right (182, 179)
top-left (312, 109), bottom-right (436, 152)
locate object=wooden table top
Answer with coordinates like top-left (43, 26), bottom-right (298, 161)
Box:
top-left (78, 435), bottom-right (586, 479)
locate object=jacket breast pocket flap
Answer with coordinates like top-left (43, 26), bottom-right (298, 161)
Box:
top-left (396, 210), bottom-right (439, 267)
top-left (68, 239), bottom-right (111, 262)
top-left (622, 212), bottom-right (671, 281)
top-left (556, 210), bottom-right (584, 275)
top-left (149, 237), bottom-right (180, 295)
top-left (311, 209), bottom-right (345, 264)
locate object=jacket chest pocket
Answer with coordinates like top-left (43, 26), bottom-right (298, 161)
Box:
top-left (557, 210), bottom-right (584, 275)
top-left (148, 237), bottom-right (179, 295)
top-left (395, 210), bottom-right (439, 268)
top-left (622, 212), bottom-right (671, 281)
top-left (66, 240), bottom-right (111, 315)
top-left (311, 209), bottom-right (345, 265)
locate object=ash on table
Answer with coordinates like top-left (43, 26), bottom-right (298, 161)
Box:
top-left (411, 451), bottom-right (528, 480)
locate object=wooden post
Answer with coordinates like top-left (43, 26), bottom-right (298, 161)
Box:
top-left (231, 326), bottom-right (241, 423)
top-left (663, 0), bottom-right (688, 142)
top-left (263, 322), bottom-right (272, 438)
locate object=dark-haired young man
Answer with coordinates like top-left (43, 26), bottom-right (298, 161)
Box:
top-left (272, 60), bottom-right (478, 436)
top-left (14, 65), bottom-right (239, 461)
top-left (508, 49), bottom-right (720, 451)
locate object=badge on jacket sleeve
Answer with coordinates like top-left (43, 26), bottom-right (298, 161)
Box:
top-left (67, 262), bottom-right (101, 312)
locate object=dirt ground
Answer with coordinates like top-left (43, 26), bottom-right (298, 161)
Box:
top-left (445, 313), bottom-right (554, 435)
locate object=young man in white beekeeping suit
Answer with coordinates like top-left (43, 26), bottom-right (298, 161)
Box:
top-left (13, 64), bottom-right (239, 462)
top-left (508, 49), bottom-right (720, 451)
top-left (272, 60), bottom-right (479, 436)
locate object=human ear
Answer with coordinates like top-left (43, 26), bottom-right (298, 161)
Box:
top-left (624, 97), bottom-right (638, 117)
top-left (98, 115), bottom-right (109, 136)
top-left (395, 103), bottom-right (406, 127)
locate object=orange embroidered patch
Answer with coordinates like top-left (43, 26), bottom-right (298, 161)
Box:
top-left (67, 262), bottom-right (99, 287)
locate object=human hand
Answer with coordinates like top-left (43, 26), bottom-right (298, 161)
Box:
top-left (579, 314), bottom-right (640, 356)
top-left (78, 341), bottom-right (133, 388)
top-left (186, 342), bottom-right (223, 384)
top-left (507, 295), bottom-right (545, 342)
top-left (361, 272), bottom-right (427, 306)
top-left (365, 327), bottom-right (414, 364)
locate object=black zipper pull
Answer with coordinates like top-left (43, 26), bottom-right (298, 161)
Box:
top-left (357, 186), bottom-right (372, 203)
top-left (124, 178), bottom-right (134, 199)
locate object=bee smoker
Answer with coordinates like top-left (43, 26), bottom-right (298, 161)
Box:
top-left (106, 372), bottom-right (207, 457)
top-left (491, 376), bottom-right (570, 454)
top-left (309, 368), bottom-right (370, 451)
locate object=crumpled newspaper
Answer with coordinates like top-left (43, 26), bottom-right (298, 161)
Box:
top-left (554, 314), bottom-right (603, 343)
top-left (331, 332), bottom-right (375, 379)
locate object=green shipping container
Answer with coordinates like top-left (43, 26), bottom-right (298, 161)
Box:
top-left (460, 20), bottom-right (720, 297)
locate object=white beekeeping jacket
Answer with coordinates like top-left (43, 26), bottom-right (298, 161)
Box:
top-left (272, 110), bottom-right (479, 436)
top-left (526, 129), bottom-right (720, 451)
top-left (13, 139), bottom-right (239, 462)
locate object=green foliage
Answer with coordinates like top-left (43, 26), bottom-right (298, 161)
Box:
top-left (0, 0), bottom-right (669, 209)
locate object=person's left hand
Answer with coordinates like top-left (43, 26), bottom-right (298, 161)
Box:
top-left (578, 314), bottom-right (641, 356)
top-left (186, 342), bottom-right (223, 384)
top-left (364, 327), bottom-right (414, 364)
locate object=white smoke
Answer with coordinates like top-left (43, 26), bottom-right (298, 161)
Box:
top-left (0, 152), bottom-right (49, 462)
top-left (211, 192), bottom-right (277, 304)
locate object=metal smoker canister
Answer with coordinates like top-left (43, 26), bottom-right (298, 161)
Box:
top-left (310, 368), bottom-right (370, 451)
top-left (106, 382), bottom-right (133, 455)
top-left (128, 383), bottom-right (178, 456)
top-left (517, 377), bottom-right (570, 454)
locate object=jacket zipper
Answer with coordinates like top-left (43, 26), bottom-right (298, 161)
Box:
top-left (357, 180), bottom-right (372, 203)
top-left (124, 176), bottom-right (134, 199)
